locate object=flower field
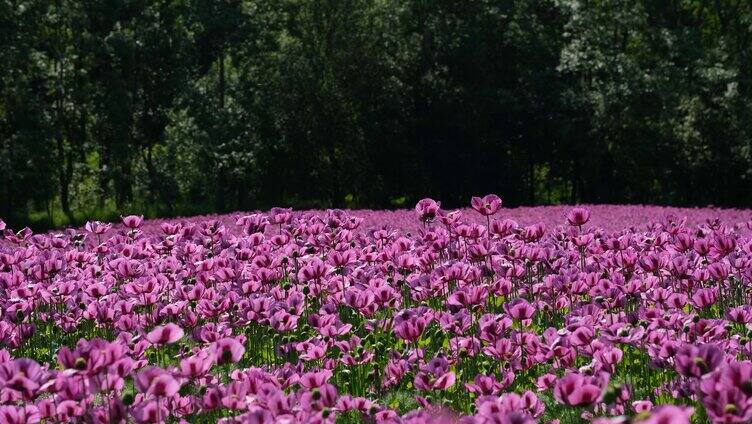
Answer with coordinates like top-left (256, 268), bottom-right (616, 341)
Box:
top-left (0, 197), bottom-right (751, 423)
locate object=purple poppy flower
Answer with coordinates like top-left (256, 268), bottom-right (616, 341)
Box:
top-left (464, 374), bottom-right (504, 396)
top-left (536, 374), bottom-right (557, 391)
top-left (594, 345), bottom-right (623, 373)
top-left (300, 383), bottom-right (338, 411)
top-left (135, 367), bottom-right (181, 397)
top-left (414, 354), bottom-right (456, 391)
top-left (132, 400), bottom-right (168, 424)
top-left (146, 323), bottom-right (185, 345)
top-left (504, 298), bottom-right (535, 321)
top-left (698, 361), bottom-right (752, 423)
top-left (270, 207), bottom-right (293, 225)
top-left (674, 343), bottom-right (723, 378)
top-left (448, 286), bottom-right (488, 308)
top-left (394, 316), bottom-right (427, 343)
top-left (553, 372), bottom-right (607, 406)
top-left (0, 406), bottom-right (31, 424)
top-left (471, 194), bottom-right (502, 216)
top-left (476, 394), bottom-right (537, 423)
top-left (56, 400), bottom-right (84, 421)
top-left (566, 207), bottom-right (591, 227)
top-left (0, 359), bottom-right (46, 399)
top-left (632, 400), bottom-right (653, 413)
top-left (179, 351), bottom-right (214, 378)
top-left (415, 198), bottom-right (441, 223)
top-left (691, 288), bottom-right (719, 308)
top-left (222, 380), bottom-right (250, 410)
top-left (84, 220), bottom-right (112, 235)
top-left (414, 371), bottom-right (456, 391)
top-left (121, 215), bottom-right (144, 229)
top-left (213, 337), bottom-right (245, 364)
top-left (637, 405), bottom-right (693, 424)
top-left (202, 386), bottom-right (223, 410)
top-left (299, 369), bottom-right (334, 389)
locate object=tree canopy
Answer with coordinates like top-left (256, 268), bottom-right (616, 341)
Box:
top-left (2, 0), bottom-right (751, 229)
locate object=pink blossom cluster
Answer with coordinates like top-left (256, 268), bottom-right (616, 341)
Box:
top-left (0, 197), bottom-right (750, 423)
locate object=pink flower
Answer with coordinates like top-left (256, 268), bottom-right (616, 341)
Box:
top-left (0, 406), bottom-right (31, 424)
top-left (674, 343), bottom-right (723, 378)
top-left (300, 383), bottom-right (338, 411)
top-left (594, 345), bottom-right (623, 372)
top-left (471, 194), bottom-right (502, 216)
top-left (553, 372), bottom-right (606, 406)
top-left (0, 359), bottom-right (46, 399)
top-left (394, 316), bottom-right (427, 343)
top-left (121, 215), bottom-right (144, 229)
top-left (414, 354), bottom-right (456, 391)
top-left (56, 400), bottom-right (84, 420)
top-left (241, 410), bottom-right (273, 424)
top-left (536, 374), bottom-right (557, 391)
top-left (222, 381), bottom-right (250, 410)
top-left (691, 288), bottom-right (719, 308)
top-left (414, 371), bottom-right (456, 391)
top-left (632, 400), bottom-right (653, 413)
top-left (337, 395), bottom-right (373, 412)
top-left (464, 374), bottom-right (504, 396)
top-left (297, 258), bottom-right (329, 282)
top-left (135, 367), bottom-right (181, 397)
top-left (213, 337), bottom-right (245, 364)
top-left (475, 394), bottom-right (537, 423)
top-left (84, 220), bottom-right (112, 234)
top-left (415, 198), bottom-right (441, 223)
top-left (698, 361), bottom-right (752, 423)
top-left (447, 286), bottom-right (488, 308)
top-left (637, 405), bottom-right (693, 424)
top-left (179, 351), bottom-right (214, 378)
top-left (566, 207), bottom-right (591, 227)
top-left (270, 207), bottom-right (293, 224)
top-left (504, 298), bottom-right (535, 320)
top-left (146, 323), bottom-right (185, 345)
top-left (299, 369), bottom-right (333, 389)
top-left (132, 400), bottom-right (168, 424)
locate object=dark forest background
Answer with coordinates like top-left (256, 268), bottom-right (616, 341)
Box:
top-left (2, 0), bottom-right (752, 229)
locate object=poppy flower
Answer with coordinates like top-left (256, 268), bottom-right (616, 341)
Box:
top-left (638, 405), bottom-right (693, 424)
top-left (504, 298), bottom-right (535, 321)
top-left (415, 199), bottom-right (441, 223)
top-left (121, 215), bottom-right (144, 229)
top-left (553, 372), bottom-right (607, 406)
top-left (146, 323), bottom-right (185, 345)
top-left (213, 337), bottom-right (245, 364)
top-left (471, 195), bottom-right (502, 216)
top-left (566, 207), bottom-right (591, 227)
top-left (674, 343), bottom-right (723, 378)
top-left (134, 367), bottom-right (181, 397)
top-left (180, 351), bottom-right (214, 378)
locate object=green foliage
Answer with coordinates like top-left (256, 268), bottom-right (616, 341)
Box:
top-left (2, 0), bottom-right (752, 229)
